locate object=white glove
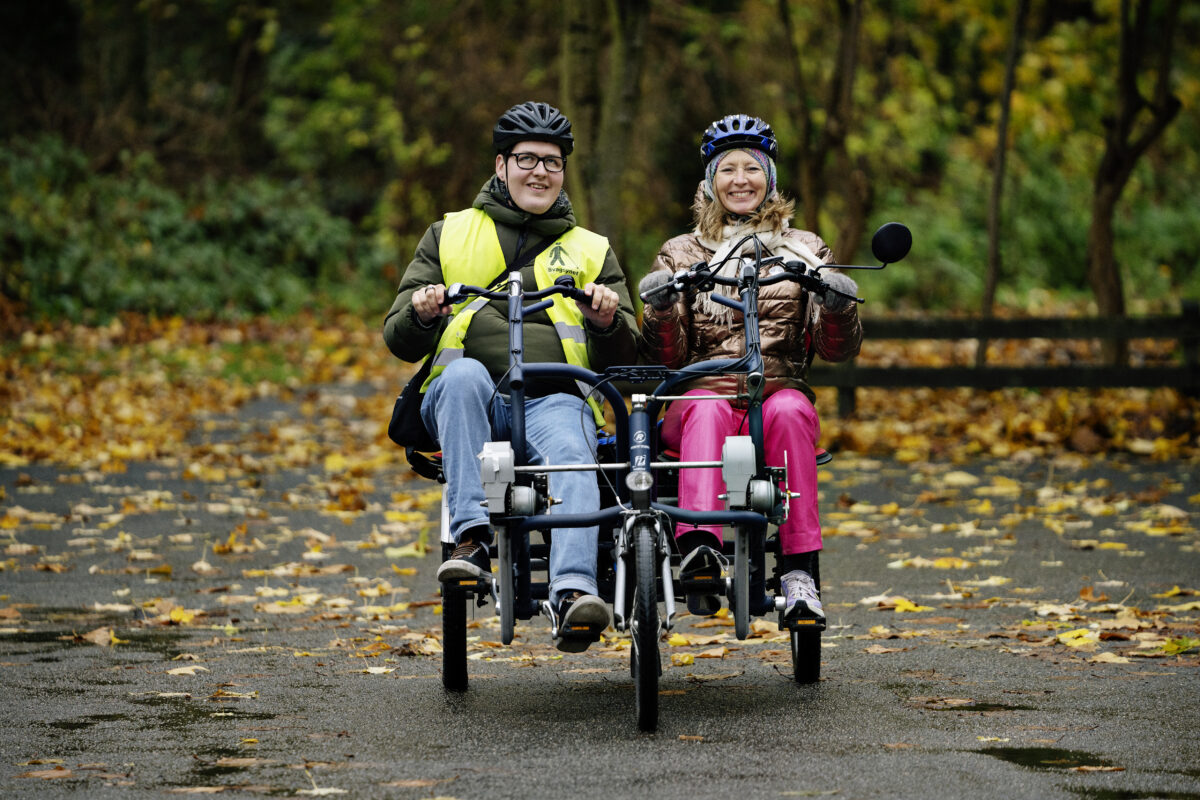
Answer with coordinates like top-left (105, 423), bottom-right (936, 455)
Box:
top-left (817, 271), bottom-right (858, 312)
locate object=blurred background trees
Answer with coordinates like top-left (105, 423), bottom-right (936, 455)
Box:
top-left (1, 0), bottom-right (1196, 326)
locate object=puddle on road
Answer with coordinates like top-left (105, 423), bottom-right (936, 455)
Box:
top-left (983, 746), bottom-right (1115, 770)
top-left (1069, 791), bottom-right (1200, 800)
top-left (0, 627), bottom-right (190, 656)
top-left (189, 746), bottom-right (255, 781)
top-left (47, 713), bottom-right (131, 731)
top-left (915, 698), bottom-right (1035, 713)
top-left (132, 694), bottom-right (277, 733)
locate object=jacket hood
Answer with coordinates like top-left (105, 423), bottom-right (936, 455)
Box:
top-left (474, 177), bottom-right (576, 238)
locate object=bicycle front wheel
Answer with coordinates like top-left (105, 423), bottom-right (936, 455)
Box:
top-left (630, 519), bottom-right (660, 732)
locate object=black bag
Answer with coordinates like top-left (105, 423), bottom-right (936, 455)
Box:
top-left (388, 356), bottom-right (437, 451)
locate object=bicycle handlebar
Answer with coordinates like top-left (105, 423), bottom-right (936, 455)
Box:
top-left (638, 257), bottom-right (862, 306)
top-left (638, 229), bottom-right (880, 306)
top-left (446, 275), bottom-right (591, 307)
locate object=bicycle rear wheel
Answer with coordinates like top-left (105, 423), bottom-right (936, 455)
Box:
top-left (790, 628), bottom-right (820, 684)
top-left (732, 526), bottom-right (750, 640)
top-left (441, 584), bottom-right (468, 691)
top-left (630, 520), bottom-right (660, 731)
top-left (497, 533), bottom-right (515, 645)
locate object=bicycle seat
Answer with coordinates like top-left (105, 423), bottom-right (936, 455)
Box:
top-left (404, 447), bottom-right (445, 482)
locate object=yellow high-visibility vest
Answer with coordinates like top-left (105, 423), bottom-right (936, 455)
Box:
top-left (421, 208), bottom-right (610, 425)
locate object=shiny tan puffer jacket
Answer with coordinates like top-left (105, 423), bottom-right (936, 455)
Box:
top-left (639, 227), bottom-right (862, 404)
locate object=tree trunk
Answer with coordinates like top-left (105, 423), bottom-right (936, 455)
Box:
top-left (776, 0), bottom-right (818, 231)
top-left (979, 0), bottom-right (1029, 367)
top-left (778, 0), bottom-right (863, 253)
top-left (561, 2), bottom-right (603, 227)
top-left (1086, 0), bottom-right (1182, 364)
top-left (562, 0), bottom-right (647, 278)
top-left (590, 0), bottom-right (648, 274)
top-left (832, 158), bottom-right (870, 264)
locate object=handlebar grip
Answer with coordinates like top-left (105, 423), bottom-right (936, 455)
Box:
top-left (444, 282), bottom-right (466, 304)
top-left (553, 275), bottom-right (594, 304)
top-left (552, 276), bottom-right (584, 303)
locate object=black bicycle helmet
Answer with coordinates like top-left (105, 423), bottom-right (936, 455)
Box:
top-left (493, 101), bottom-right (574, 155)
top-left (699, 114), bottom-right (777, 163)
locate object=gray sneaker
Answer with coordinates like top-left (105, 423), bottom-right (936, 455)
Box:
top-left (781, 569), bottom-right (824, 623)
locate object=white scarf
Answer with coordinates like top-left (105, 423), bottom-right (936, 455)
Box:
top-left (693, 220), bottom-right (824, 324)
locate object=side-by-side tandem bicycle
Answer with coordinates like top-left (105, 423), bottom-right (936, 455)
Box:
top-left (402, 224), bottom-right (911, 731)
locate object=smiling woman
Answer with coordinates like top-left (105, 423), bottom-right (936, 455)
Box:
top-left (637, 113), bottom-right (863, 623)
top-left (711, 149), bottom-right (767, 216)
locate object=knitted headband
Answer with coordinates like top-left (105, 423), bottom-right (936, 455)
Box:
top-left (702, 148), bottom-right (777, 206)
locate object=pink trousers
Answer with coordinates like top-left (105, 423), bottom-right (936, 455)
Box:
top-left (660, 388), bottom-right (822, 555)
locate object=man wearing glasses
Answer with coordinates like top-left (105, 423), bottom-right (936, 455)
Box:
top-left (383, 101), bottom-right (637, 652)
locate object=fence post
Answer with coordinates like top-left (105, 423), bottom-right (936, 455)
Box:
top-left (1182, 300), bottom-right (1199, 370)
top-left (837, 361), bottom-right (857, 416)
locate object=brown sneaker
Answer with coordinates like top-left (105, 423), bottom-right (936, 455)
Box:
top-left (436, 539), bottom-right (491, 582)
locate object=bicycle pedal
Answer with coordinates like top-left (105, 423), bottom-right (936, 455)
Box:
top-left (781, 616), bottom-right (827, 633)
top-left (678, 575), bottom-right (722, 592)
top-left (554, 624), bottom-right (604, 653)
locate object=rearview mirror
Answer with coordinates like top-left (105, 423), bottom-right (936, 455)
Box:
top-left (871, 222), bottom-right (911, 265)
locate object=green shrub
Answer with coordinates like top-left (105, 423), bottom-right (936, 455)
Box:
top-left (0, 136), bottom-right (386, 321)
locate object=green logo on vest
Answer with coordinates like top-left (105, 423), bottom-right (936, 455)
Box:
top-left (548, 243), bottom-right (582, 276)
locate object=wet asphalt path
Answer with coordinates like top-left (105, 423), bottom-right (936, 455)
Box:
top-left (1, 426), bottom-right (1199, 798)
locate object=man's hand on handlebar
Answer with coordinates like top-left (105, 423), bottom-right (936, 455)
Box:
top-left (577, 282), bottom-right (619, 329)
top-left (413, 283), bottom-right (453, 324)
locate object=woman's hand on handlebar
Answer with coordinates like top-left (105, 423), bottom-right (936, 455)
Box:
top-left (576, 282), bottom-right (619, 329)
top-left (815, 271), bottom-right (859, 312)
top-left (413, 283), bottom-right (453, 324)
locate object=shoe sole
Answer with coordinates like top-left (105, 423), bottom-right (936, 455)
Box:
top-left (783, 602), bottom-right (825, 625)
top-left (686, 593), bottom-right (721, 616)
top-left (436, 561), bottom-right (486, 582)
top-left (555, 598), bottom-right (609, 652)
top-left (562, 599), bottom-right (610, 629)
top-left (555, 637), bottom-right (595, 653)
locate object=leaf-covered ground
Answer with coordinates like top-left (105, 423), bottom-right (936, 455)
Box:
top-left (1, 314), bottom-right (1198, 794)
top-left (3, 313), bottom-right (1197, 471)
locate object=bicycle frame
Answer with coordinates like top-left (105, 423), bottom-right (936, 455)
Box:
top-left (424, 221), bottom-right (910, 730)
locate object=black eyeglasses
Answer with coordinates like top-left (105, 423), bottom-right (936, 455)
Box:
top-left (509, 152), bottom-right (566, 173)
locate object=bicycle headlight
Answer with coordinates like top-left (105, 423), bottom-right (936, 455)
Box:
top-left (625, 471), bottom-right (654, 494)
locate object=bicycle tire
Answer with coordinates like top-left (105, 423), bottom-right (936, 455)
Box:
top-left (497, 533), bottom-right (514, 645)
top-left (790, 628), bottom-right (821, 684)
top-left (631, 520), bottom-right (660, 731)
top-left (441, 584), bottom-right (469, 691)
top-left (732, 526), bottom-right (750, 640)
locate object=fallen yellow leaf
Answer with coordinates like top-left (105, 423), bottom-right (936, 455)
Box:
top-left (1057, 628), bottom-right (1099, 647)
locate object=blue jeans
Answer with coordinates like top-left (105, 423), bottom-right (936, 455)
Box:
top-left (420, 358), bottom-right (600, 603)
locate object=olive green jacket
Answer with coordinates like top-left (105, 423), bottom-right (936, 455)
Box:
top-left (383, 181), bottom-right (637, 397)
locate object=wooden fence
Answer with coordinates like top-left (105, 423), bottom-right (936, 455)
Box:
top-left (809, 301), bottom-right (1200, 415)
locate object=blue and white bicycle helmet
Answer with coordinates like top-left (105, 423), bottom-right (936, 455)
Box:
top-left (493, 101), bottom-right (574, 155)
top-left (699, 114), bottom-right (777, 164)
